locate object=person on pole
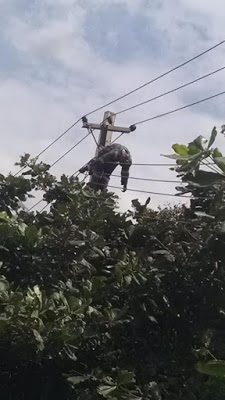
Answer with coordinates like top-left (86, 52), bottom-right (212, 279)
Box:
top-left (79, 143), bottom-right (132, 192)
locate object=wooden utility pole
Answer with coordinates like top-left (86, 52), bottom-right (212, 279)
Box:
top-left (81, 112), bottom-right (136, 186)
top-left (82, 111), bottom-right (133, 152)
top-left (95, 111), bottom-right (116, 154)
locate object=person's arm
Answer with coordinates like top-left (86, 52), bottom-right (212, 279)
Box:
top-left (79, 156), bottom-right (97, 174)
top-left (121, 164), bottom-right (131, 192)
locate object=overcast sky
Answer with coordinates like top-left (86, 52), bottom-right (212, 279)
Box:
top-left (1, 0), bottom-right (225, 211)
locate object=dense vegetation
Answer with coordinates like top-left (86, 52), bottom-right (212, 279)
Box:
top-left (1, 128), bottom-right (225, 399)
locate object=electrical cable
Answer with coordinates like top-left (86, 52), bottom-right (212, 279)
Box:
top-left (84, 39), bottom-right (225, 117)
top-left (111, 132), bottom-right (125, 143)
top-left (14, 117), bottom-right (82, 176)
top-left (116, 65), bottom-right (225, 116)
top-left (28, 199), bottom-right (44, 212)
top-left (134, 90), bottom-right (225, 126)
top-left (50, 131), bottom-right (91, 168)
top-left (27, 133), bottom-right (90, 212)
top-left (86, 65), bottom-right (225, 147)
top-left (90, 169), bottom-right (182, 183)
top-left (109, 174), bottom-right (182, 184)
top-left (13, 39), bottom-right (225, 176)
top-left (49, 85), bottom-right (225, 169)
top-left (107, 185), bottom-right (203, 199)
top-left (90, 128), bottom-right (99, 147)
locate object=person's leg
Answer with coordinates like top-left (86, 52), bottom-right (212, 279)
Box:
top-left (88, 164), bottom-right (104, 190)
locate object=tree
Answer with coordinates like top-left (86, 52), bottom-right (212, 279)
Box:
top-left (1, 137), bottom-right (225, 399)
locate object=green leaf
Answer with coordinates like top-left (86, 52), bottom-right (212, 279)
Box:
top-left (188, 143), bottom-right (201, 155)
top-left (67, 296), bottom-right (82, 310)
top-left (202, 329), bottom-right (213, 348)
top-left (25, 225), bottom-right (38, 246)
top-left (193, 135), bottom-right (208, 150)
top-left (124, 275), bottom-right (132, 285)
top-left (213, 148), bottom-right (223, 158)
top-left (172, 144), bottom-right (189, 156)
top-left (208, 127), bottom-right (217, 149)
top-left (214, 157), bottom-right (225, 165)
top-left (0, 212), bottom-right (10, 223)
top-left (64, 344), bottom-right (77, 361)
top-left (33, 329), bottom-right (44, 351)
top-left (117, 370), bottom-right (135, 385)
top-left (0, 278), bottom-right (9, 292)
top-left (213, 150), bottom-right (225, 172)
top-left (162, 154), bottom-right (189, 160)
top-left (120, 395), bottom-right (142, 400)
top-left (195, 212), bottom-right (215, 219)
top-left (196, 361), bottom-right (225, 377)
top-left (152, 250), bottom-right (175, 261)
top-left (67, 376), bottom-right (89, 385)
top-left (115, 265), bottom-right (123, 284)
top-left (33, 285), bottom-right (42, 307)
top-left (97, 384), bottom-right (117, 397)
top-left (177, 153), bottom-right (206, 173)
top-left (184, 170), bottom-right (225, 187)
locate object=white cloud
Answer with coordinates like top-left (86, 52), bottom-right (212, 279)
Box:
top-left (1, 0), bottom-right (225, 211)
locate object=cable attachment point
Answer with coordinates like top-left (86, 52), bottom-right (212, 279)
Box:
top-left (82, 116), bottom-right (88, 124)
top-left (107, 115), bottom-right (113, 124)
top-left (129, 124), bottom-right (136, 132)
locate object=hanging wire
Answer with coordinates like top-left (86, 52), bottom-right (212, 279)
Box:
top-left (39, 203), bottom-right (48, 213)
top-left (116, 65), bottom-right (225, 116)
top-left (13, 39), bottom-right (225, 176)
top-left (107, 185), bottom-right (203, 199)
top-left (50, 131), bottom-right (91, 168)
top-left (111, 132), bottom-right (125, 143)
top-left (84, 39), bottom-right (225, 117)
top-left (85, 65), bottom-right (225, 144)
top-left (28, 199), bottom-right (44, 212)
top-left (134, 90), bottom-right (225, 126)
top-left (89, 169), bottom-right (182, 183)
top-left (14, 117), bottom-right (82, 177)
top-left (109, 173), bottom-right (182, 184)
top-left (37, 89), bottom-right (225, 172)
top-left (89, 128), bottom-right (99, 147)
top-left (14, 65), bottom-right (225, 177)
top-left (26, 132), bottom-right (91, 212)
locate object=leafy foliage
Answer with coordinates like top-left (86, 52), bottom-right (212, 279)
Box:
top-left (1, 136), bottom-right (225, 398)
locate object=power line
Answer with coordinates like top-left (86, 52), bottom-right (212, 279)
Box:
top-left (50, 88), bottom-right (225, 170)
top-left (111, 132), bottom-right (125, 143)
top-left (90, 128), bottom-right (99, 147)
top-left (131, 163), bottom-right (175, 166)
top-left (39, 203), bottom-right (48, 213)
top-left (14, 117), bottom-right (82, 176)
top-left (134, 90), bottom-right (225, 125)
top-left (27, 133), bottom-right (90, 212)
top-left (110, 174), bottom-right (182, 184)
top-left (91, 169), bottom-right (182, 183)
top-left (85, 64), bottom-right (225, 148)
top-left (108, 185), bottom-right (202, 199)
top-left (84, 39), bottom-right (225, 116)
top-left (28, 199), bottom-right (43, 212)
top-left (50, 131), bottom-right (91, 168)
top-left (27, 184), bottom-right (202, 214)
top-left (13, 39), bottom-right (225, 176)
top-left (27, 175), bottom-right (183, 212)
top-left (116, 65), bottom-right (225, 116)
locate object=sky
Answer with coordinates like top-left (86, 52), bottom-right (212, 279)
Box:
top-left (1, 0), bottom-right (225, 211)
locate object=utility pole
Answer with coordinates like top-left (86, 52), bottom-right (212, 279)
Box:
top-left (81, 112), bottom-right (136, 187)
top-left (95, 111), bottom-right (116, 155)
top-left (82, 111), bottom-right (134, 152)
